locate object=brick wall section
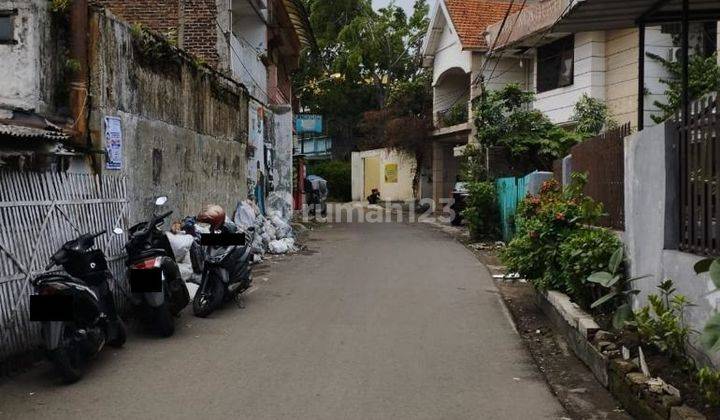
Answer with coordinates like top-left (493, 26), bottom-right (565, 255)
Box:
top-left (180, 0), bottom-right (219, 68)
top-left (93, 0), bottom-right (220, 68)
top-left (93, 0), bottom-right (180, 35)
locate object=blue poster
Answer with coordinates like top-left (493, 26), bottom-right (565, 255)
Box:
top-left (295, 114), bottom-right (323, 134)
top-left (104, 116), bottom-right (123, 170)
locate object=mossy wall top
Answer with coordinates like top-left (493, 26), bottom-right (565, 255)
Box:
top-left (88, 8), bottom-right (247, 143)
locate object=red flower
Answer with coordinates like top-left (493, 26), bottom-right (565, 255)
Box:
top-left (540, 179), bottom-right (560, 194)
top-left (555, 212), bottom-right (566, 221)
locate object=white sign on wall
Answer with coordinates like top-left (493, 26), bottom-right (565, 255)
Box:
top-left (104, 116), bottom-right (123, 170)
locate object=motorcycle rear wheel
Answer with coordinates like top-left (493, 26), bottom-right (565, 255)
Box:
top-left (153, 304), bottom-right (175, 337)
top-left (192, 277), bottom-right (224, 318)
top-left (48, 326), bottom-right (87, 384)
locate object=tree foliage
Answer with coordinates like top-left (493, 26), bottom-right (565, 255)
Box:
top-left (357, 70), bottom-right (433, 194)
top-left (647, 52), bottom-right (720, 124)
top-left (472, 84), bottom-right (583, 172)
top-left (572, 94), bottom-right (616, 137)
top-left (294, 0), bottom-right (430, 157)
top-left (306, 160), bottom-right (352, 202)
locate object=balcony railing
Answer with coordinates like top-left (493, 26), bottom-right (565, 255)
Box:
top-left (295, 136), bottom-right (332, 158)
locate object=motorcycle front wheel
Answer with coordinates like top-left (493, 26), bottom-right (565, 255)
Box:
top-left (107, 318), bottom-right (127, 347)
top-left (192, 276), bottom-right (224, 318)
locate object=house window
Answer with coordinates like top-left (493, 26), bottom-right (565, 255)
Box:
top-left (536, 35), bottom-right (574, 93)
top-left (0, 10), bottom-right (17, 44)
top-left (702, 21), bottom-right (718, 57)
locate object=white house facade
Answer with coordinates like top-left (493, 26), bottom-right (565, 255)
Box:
top-left (421, 0), bottom-right (525, 205)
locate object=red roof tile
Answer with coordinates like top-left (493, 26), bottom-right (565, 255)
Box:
top-left (444, 0), bottom-right (523, 50)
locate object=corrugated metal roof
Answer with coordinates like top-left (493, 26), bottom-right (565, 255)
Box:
top-left (281, 0), bottom-right (317, 51)
top-left (488, 0), bottom-right (720, 51)
top-left (554, 0), bottom-right (720, 33)
top-left (0, 123), bottom-right (70, 142)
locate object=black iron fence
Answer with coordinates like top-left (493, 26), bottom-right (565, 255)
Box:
top-left (678, 93), bottom-right (720, 255)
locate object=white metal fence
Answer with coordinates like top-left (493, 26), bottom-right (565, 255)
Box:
top-left (0, 171), bottom-right (129, 360)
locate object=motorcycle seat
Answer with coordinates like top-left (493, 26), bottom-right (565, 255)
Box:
top-left (33, 272), bottom-right (85, 287)
top-left (129, 249), bottom-right (168, 263)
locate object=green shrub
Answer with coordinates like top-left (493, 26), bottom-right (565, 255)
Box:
top-left (572, 93), bottom-right (616, 137)
top-left (501, 174), bottom-right (613, 305)
top-left (442, 102), bottom-right (468, 127)
top-left (697, 367), bottom-right (720, 407)
top-left (558, 227), bottom-right (622, 310)
top-left (634, 279), bottom-right (692, 361)
top-left (461, 181), bottom-right (500, 239)
top-left (500, 233), bottom-right (546, 282)
top-left (307, 160), bottom-right (351, 202)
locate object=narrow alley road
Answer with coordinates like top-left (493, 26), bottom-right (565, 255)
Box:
top-left (0, 221), bottom-right (565, 419)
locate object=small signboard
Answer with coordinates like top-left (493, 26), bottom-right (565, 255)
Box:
top-left (104, 116), bottom-right (123, 170)
top-left (295, 114), bottom-right (323, 134)
top-left (385, 163), bottom-right (398, 183)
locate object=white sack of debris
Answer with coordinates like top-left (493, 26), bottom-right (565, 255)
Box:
top-left (166, 231), bottom-right (196, 281)
top-left (233, 199), bottom-right (297, 257)
top-left (268, 238), bottom-right (296, 254)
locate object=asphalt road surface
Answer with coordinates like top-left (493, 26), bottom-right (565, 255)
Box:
top-left (0, 221), bottom-right (566, 419)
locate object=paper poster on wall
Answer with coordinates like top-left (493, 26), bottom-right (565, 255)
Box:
top-left (385, 163), bottom-right (398, 183)
top-left (104, 116), bottom-right (123, 170)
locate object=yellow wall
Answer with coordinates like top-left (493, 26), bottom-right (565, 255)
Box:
top-left (352, 148), bottom-right (417, 201)
top-left (363, 156), bottom-right (381, 198)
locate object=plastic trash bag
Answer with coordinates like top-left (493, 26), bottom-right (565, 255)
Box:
top-left (271, 214), bottom-right (292, 239)
top-left (166, 232), bottom-right (197, 283)
top-left (233, 200), bottom-right (257, 229)
top-left (263, 220), bottom-right (276, 241)
top-left (251, 232), bottom-right (265, 256)
top-left (166, 231), bottom-right (194, 261)
top-left (186, 282), bottom-right (199, 300)
top-left (268, 238), bottom-right (296, 254)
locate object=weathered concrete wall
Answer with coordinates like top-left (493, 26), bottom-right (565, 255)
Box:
top-left (267, 104), bottom-right (293, 218)
top-left (624, 122), bottom-right (720, 367)
top-left (246, 99), bottom-right (264, 196)
top-left (0, 0), bottom-right (64, 116)
top-left (624, 123), bottom-right (672, 304)
top-left (87, 9), bottom-right (248, 221)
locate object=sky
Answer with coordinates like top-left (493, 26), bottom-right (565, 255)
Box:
top-left (373, 0), bottom-right (435, 15)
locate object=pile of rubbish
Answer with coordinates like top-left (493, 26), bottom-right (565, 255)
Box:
top-left (233, 200), bottom-right (297, 258)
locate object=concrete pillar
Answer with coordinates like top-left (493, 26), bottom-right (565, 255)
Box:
top-left (562, 155), bottom-right (573, 187)
top-left (432, 141), bottom-right (444, 210)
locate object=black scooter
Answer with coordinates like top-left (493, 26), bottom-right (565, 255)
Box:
top-left (31, 230), bottom-right (126, 383)
top-left (124, 197), bottom-right (189, 336)
top-left (191, 223), bottom-right (255, 318)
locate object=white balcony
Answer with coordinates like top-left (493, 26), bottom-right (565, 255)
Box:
top-left (433, 68), bottom-right (470, 130)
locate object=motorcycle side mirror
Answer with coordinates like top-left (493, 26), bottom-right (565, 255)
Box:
top-left (155, 196), bottom-right (168, 206)
top-left (113, 227), bottom-right (124, 235)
